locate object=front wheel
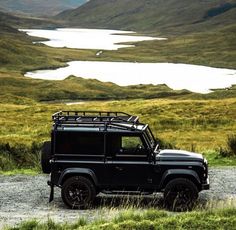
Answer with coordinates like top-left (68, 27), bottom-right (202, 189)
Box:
top-left (61, 176), bottom-right (96, 209)
top-left (164, 178), bottom-right (198, 212)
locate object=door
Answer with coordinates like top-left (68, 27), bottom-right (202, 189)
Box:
top-left (106, 133), bottom-right (152, 190)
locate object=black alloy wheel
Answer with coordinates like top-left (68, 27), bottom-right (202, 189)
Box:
top-left (164, 178), bottom-right (198, 212)
top-left (61, 176), bottom-right (96, 209)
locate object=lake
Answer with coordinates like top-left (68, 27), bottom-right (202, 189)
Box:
top-left (22, 28), bottom-right (236, 94)
top-left (25, 61), bottom-right (236, 94)
top-left (20, 28), bottom-right (165, 50)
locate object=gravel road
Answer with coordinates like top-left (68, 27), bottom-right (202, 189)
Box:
top-left (0, 167), bottom-right (236, 228)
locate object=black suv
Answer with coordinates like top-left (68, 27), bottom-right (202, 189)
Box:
top-left (41, 111), bottom-right (209, 211)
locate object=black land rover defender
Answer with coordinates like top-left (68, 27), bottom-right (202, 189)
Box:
top-left (41, 111), bottom-right (209, 211)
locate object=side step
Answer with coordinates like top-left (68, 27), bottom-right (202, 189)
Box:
top-left (101, 190), bottom-right (153, 195)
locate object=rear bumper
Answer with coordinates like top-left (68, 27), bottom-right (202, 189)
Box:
top-left (202, 178), bottom-right (210, 190)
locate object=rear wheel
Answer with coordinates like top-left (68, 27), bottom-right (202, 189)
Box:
top-left (61, 176), bottom-right (96, 209)
top-left (41, 141), bottom-right (51, 174)
top-left (164, 178), bottom-right (198, 211)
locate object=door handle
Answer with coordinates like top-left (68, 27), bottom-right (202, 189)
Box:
top-left (115, 166), bottom-right (123, 171)
top-left (105, 156), bottom-right (112, 162)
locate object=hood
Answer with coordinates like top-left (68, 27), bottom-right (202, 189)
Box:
top-left (157, 149), bottom-right (204, 162)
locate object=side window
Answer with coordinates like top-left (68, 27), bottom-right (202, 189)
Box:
top-left (55, 132), bottom-right (104, 155)
top-left (119, 136), bottom-right (145, 155)
top-left (107, 134), bottom-right (147, 156)
top-left (122, 136), bottom-right (143, 149)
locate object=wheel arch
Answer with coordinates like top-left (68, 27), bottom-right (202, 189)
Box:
top-left (159, 169), bottom-right (201, 191)
top-left (58, 168), bottom-right (98, 186)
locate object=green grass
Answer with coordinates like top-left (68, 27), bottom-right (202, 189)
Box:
top-left (5, 208), bottom-right (236, 230)
top-left (0, 168), bottom-right (39, 176)
top-left (0, 73), bottom-right (195, 102)
top-left (202, 150), bottom-right (236, 166)
top-left (0, 98), bottom-right (236, 171)
top-left (1, 98), bottom-right (236, 150)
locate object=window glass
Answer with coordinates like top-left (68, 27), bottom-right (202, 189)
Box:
top-left (122, 136), bottom-right (143, 149)
top-left (119, 136), bottom-right (145, 155)
top-left (55, 132), bottom-right (104, 155)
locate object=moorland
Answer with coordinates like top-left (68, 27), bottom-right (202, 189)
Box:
top-left (0, 1), bottom-right (236, 228)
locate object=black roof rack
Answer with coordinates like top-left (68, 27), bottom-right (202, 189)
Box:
top-left (52, 111), bottom-right (140, 126)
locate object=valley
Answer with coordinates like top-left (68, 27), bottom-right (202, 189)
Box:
top-left (0, 1), bottom-right (236, 228)
top-left (0, 0), bottom-right (236, 170)
top-left (0, 0), bottom-right (87, 16)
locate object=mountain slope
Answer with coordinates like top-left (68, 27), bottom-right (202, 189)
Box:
top-left (0, 0), bottom-right (88, 16)
top-left (0, 10), bottom-right (60, 31)
top-left (56, 0), bottom-right (236, 34)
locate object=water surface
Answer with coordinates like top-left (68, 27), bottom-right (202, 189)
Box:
top-left (21, 28), bottom-right (165, 50)
top-left (25, 61), bottom-right (236, 94)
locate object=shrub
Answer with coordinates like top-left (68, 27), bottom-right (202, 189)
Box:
top-left (219, 147), bottom-right (231, 158)
top-left (0, 142), bottom-right (42, 171)
top-left (219, 135), bottom-right (236, 157)
top-left (227, 135), bottom-right (236, 156)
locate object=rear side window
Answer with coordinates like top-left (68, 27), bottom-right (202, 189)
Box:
top-left (55, 132), bottom-right (104, 155)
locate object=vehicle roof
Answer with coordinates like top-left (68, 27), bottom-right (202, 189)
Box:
top-left (52, 111), bottom-right (147, 132)
top-left (55, 123), bottom-right (146, 132)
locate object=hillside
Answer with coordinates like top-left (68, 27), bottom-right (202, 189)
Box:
top-left (0, 10), bottom-right (59, 30)
top-left (0, 11), bottom-right (195, 102)
top-left (0, 0), bottom-right (87, 16)
top-left (56, 0), bottom-right (236, 34)
top-left (0, 9), bottom-right (235, 102)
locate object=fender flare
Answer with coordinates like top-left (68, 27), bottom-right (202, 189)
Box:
top-left (58, 168), bottom-right (98, 186)
top-left (159, 169), bottom-right (201, 189)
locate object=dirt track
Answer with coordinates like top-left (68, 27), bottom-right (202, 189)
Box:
top-left (0, 167), bottom-right (236, 228)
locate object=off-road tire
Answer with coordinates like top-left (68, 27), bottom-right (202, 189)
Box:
top-left (41, 141), bottom-right (51, 174)
top-left (61, 176), bottom-right (96, 209)
top-left (164, 178), bottom-right (198, 212)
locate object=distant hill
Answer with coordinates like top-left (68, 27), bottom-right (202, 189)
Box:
top-left (0, 10), bottom-right (59, 31)
top-left (56, 0), bottom-right (236, 34)
top-left (0, 0), bottom-right (88, 16)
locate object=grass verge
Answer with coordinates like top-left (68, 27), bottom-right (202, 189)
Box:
top-left (0, 168), bottom-right (39, 176)
top-left (5, 207), bottom-right (236, 230)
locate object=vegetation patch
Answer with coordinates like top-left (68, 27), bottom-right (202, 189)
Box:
top-left (6, 208), bottom-right (236, 230)
top-left (0, 4), bottom-right (236, 171)
top-left (219, 135), bottom-right (236, 157)
top-left (0, 98), bottom-right (236, 171)
top-left (0, 142), bottom-right (41, 171)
